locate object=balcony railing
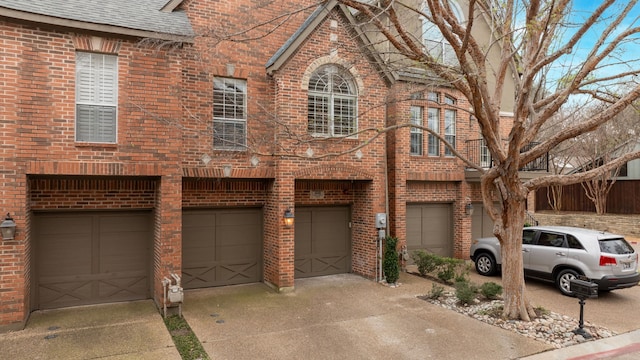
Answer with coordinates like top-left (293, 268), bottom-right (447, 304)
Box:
top-left (466, 139), bottom-right (549, 171)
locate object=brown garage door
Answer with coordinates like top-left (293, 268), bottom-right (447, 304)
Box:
top-left (295, 207), bottom-right (351, 278)
top-left (34, 211), bottom-right (151, 310)
top-left (471, 202), bottom-right (499, 240)
top-left (182, 208), bottom-right (263, 289)
top-left (406, 204), bottom-right (452, 257)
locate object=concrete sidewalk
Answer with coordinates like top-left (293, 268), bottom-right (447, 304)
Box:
top-left (521, 329), bottom-right (640, 360)
top-left (0, 300), bottom-right (180, 360)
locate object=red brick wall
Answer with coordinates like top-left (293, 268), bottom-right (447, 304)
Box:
top-left (182, 179), bottom-right (269, 207)
top-left (179, 2), bottom-right (389, 287)
top-left (0, 17), bottom-right (185, 328)
top-left (29, 178), bottom-right (157, 210)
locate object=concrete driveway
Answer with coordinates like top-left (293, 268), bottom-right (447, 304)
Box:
top-left (182, 272), bottom-right (551, 360)
top-left (2, 270), bottom-right (638, 359)
top-left (0, 300), bottom-right (180, 360)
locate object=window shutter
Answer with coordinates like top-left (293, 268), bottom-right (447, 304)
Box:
top-left (75, 53), bottom-right (117, 143)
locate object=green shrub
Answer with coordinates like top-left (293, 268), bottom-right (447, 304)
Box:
top-left (427, 283), bottom-right (445, 299)
top-left (411, 251), bottom-right (467, 285)
top-left (454, 280), bottom-right (479, 305)
top-left (437, 257), bottom-right (462, 284)
top-left (479, 282), bottom-right (503, 299)
top-left (454, 262), bottom-right (472, 283)
top-left (383, 236), bottom-right (400, 284)
top-left (411, 250), bottom-right (441, 276)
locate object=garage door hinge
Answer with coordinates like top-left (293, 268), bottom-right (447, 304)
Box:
top-left (349, 222), bottom-right (352, 228)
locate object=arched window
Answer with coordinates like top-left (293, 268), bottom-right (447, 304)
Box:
top-left (421, 0), bottom-right (464, 65)
top-left (307, 65), bottom-right (358, 137)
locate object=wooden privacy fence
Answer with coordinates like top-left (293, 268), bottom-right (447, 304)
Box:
top-left (535, 180), bottom-right (640, 214)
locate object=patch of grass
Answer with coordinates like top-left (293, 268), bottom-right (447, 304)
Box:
top-left (477, 304), bottom-right (504, 318)
top-left (164, 315), bottom-right (210, 360)
top-left (534, 306), bottom-right (550, 317)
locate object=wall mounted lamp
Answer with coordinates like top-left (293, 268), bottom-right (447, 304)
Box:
top-left (283, 209), bottom-right (295, 227)
top-left (465, 202), bottom-right (474, 216)
top-left (0, 213), bottom-right (16, 240)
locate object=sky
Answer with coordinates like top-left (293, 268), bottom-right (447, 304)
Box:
top-left (553, 1), bottom-right (640, 84)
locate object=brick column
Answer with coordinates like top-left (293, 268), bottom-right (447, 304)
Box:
top-left (455, 180), bottom-right (473, 259)
top-left (0, 171), bottom-right (28, 331)
top-left (264, 168), bottom-right (295, 291)
top-left (153, 172), bottom-right (182, 307)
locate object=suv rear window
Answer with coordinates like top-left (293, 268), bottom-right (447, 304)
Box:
top-left (599, 238), bottom-right (635, 254)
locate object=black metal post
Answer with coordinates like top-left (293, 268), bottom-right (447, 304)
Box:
top-left (573, 296), bottom-right (592, 339)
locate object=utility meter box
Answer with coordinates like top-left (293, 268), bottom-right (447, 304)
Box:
top-left (375, 213), bottom-right (387, 229)
top-left (570, 279), bottom-right (598, 299)
top-left (168, 285), bottom-right (184, 303)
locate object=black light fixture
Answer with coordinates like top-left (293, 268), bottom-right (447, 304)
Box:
top-left (283, 209), bottom-right (295, 227)
top-left (0, 213), bottom-right (16, 240)
top-left (465, 202), bottom-right (474, 216)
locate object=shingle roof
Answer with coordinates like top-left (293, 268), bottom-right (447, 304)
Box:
top-left (0, 0), bottom-right (193, 38)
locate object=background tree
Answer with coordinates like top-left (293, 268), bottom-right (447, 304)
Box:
top-left (335, 0), bottom-right (640, 320)
top-left (574, 104), bottom-right (640, 214)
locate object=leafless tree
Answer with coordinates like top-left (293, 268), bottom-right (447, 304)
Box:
top-left (335, 0), bottom-right (640, 320)
top-left (574, 104), bottom-right (640, 214)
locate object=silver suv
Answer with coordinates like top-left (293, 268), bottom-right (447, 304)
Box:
top-left (470, 226), bottom-right (640, 296)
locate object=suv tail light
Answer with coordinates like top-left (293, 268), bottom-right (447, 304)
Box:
top-left (599, 255), bottom-right (618, 266)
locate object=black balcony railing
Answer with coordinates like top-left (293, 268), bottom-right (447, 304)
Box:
top-left (465, 139), bottom-right (549, 171)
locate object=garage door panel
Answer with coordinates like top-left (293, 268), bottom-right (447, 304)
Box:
top-left (38, 280), bottom-right (93, 308)
top-left (182, 208), bottom-right (263, 289)
top-left (97, 273), bottom-right (148, 300)
top-left (406, 204), bottom-right (452, 258)
top-left (405, 207), bottom-right (422, 249)
top-left (182, 265), bottom-right (217, 288)
top-left (217, 244), bottom-right (259, 259)
top-left (471, 202), bottom-right (499, 240)
top-left (295, 207), bottom-right (351, 278)
top-left (100, 241), bottom-right (148, 272)
top-left (35, 212), bottom-right (151, 310)
top-left (39, 242), bottom-right (92, 277)
top-left (294, 212), bottom-right (312, 256)
top-left (310, 255), bottom-right (349, 274)
top-left (218, 262), bottom-right (259, 281)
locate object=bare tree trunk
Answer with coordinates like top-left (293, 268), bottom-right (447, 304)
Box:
top-left (582, 178), bottom-right (612, 215)
top-left (500, 198), bottom-right (537, 320)
top-left (547, 185), bottom-right (563, 213)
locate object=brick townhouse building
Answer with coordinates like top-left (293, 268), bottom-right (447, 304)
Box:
top-left (0, 0), bottom-right (520, 330)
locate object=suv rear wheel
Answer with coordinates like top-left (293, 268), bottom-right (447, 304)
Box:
top-left (474, 253), bottom-right (497, 276)
top-left (556, 269), bottom-right (580, 296)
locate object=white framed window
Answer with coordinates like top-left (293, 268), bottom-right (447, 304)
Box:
top-left (308, 65), bottom-right (357, 137)
top-left (444, 109), bottom-right (456, 156)
top-left (480, 137), bottom-right (491, 167)
top-left (427, 107), bottom-right (440, 156)
top-left (410, 106), bottom-right (423, 155)
top-left (213, 77), bottom-right (247, 150)
top-left (444, 95), bottom-right (456, 105)
top-left (427, 91), bottom-right (440, 103)
top-left (75, 52), bottom-right (118, 143)
top-left (421, 0), bottom-right (464, 65)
